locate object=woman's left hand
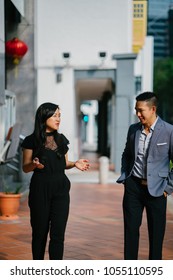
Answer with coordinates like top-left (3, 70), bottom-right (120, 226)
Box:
top-left (75, 159), bottom-right (90, 171)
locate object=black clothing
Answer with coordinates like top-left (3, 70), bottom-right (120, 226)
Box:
top-left (21, 132), bottom-right (70, 260)
top-left (123, 176), bottom-right (166, 260)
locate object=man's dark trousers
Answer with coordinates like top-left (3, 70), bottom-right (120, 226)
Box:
top-left (123, 176), bottom-right (167, 260)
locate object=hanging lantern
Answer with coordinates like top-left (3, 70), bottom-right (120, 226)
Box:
top-left (5, 37), bottom-right (28, 65)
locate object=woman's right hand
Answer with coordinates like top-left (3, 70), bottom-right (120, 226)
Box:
top-left (23, 149), bottom-right (44, 173)
top-left (33, 157), bottom-right (44, 169)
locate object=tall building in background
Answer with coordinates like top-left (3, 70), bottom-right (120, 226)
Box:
top-left (132, 0), bottom-right (148, 54)
top-left (168, 5), bottom-right (173, 57)
top-left (147, 0), bottom-right (173, 59)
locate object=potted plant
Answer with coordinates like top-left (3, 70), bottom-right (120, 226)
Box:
top-left (0, 181), bottom-right (22, 220)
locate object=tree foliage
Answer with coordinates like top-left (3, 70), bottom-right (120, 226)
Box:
top-left (154, 58), bottom-right (173, 124)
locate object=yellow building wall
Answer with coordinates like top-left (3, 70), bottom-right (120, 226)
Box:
top-left (133, 0), bottom-right (147, 53)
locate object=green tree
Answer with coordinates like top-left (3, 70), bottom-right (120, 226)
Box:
top-left (154, 58), bottom-right (173, 124)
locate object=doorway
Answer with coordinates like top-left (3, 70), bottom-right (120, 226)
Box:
top-left (75, 69), bottom-right (115, 157)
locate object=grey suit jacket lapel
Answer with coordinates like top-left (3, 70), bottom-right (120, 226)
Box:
top-left (148, 117), bottom-right (162, 153)
top-left (134, 123), bottom-right (142, 159)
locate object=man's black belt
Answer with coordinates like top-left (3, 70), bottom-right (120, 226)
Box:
top-left (131, 175), bottom-right (147, 186)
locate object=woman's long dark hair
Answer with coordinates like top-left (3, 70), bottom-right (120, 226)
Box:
top-left (33, 102), bottom-right (59, 154)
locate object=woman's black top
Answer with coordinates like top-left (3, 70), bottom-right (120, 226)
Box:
top-left (21, 132), bottom-right (71, 195)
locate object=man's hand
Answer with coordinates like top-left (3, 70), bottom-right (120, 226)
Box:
top-left (163, 191), bottom-right (167, 197)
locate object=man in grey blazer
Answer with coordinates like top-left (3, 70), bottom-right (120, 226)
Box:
top-left (117, 91), bottom-right (173, 260)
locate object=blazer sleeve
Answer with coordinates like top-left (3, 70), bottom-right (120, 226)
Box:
top-left (165, 129), bottom-right (173, 195)
top-left (116, 125), bottom-right (133, 183)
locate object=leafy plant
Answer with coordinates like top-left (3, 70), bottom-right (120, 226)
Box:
top-left (1, 179), bottom-right (22, 194)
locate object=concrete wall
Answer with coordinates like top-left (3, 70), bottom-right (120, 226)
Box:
top-left (35, 0), bottom-right (133, 68)
top-left (0, 0), bottom-right (5, 151)
top-left (0, 0), bottom-right (5, 106)
top-left (6, 0), bottom-right (35, 136)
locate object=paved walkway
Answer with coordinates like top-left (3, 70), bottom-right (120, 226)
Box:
top-left (0, 152), bottom-right (173, 260)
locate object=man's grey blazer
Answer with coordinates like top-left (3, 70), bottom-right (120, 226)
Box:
top-left (117, 117), bottom-right (173, 197)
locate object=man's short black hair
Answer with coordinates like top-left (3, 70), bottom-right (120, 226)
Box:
top-left (136, 91), bottom-right (158, 107)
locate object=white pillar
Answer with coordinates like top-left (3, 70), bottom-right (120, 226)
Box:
top-left (86, 112), bottom-right (95, 144)
top-left (99, 156), bottom-right (109, 184)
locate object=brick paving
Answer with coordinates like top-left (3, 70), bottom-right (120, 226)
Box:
top-left (0, 152), bottom-right (173, 260)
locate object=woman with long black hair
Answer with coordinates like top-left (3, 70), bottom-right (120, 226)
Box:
top-left (21, 102), bottom-right (90, 260)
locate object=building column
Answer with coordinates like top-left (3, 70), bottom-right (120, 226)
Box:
top-left (0, 0), bottom-right (5, 105)
top-left (112, 53), bottom-right (136, 173)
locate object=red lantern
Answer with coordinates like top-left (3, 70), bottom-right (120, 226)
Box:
top-left (5, 37), bottom-right (28, 65)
